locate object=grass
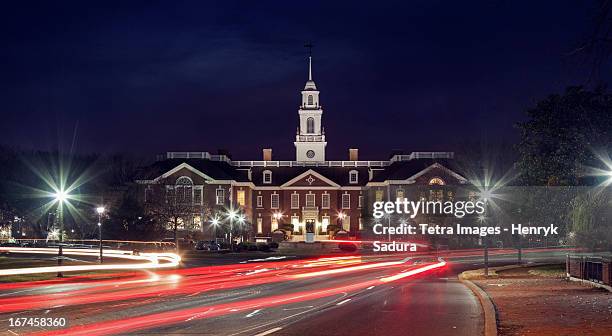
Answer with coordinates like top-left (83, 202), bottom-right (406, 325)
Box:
top-left (527, 264), bottom-right (566, 278)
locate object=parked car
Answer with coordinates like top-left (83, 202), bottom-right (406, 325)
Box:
top-left (195, 240), bottom-right (220, 251)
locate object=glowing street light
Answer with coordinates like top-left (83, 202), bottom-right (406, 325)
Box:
top-left (96, 206), bottom-right (105, 263)
top-left (51, 188), bottom-right (70, 277)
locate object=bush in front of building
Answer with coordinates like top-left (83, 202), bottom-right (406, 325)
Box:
top-left (269, 241), bottom-right (279, 249)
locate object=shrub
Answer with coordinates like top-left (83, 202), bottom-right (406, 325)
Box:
top-left (269, 241), bottom-right (279, 249)
top-left (257, 243), bottom-right (270, 252)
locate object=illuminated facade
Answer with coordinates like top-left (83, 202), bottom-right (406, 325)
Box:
top-left (135, 57), bottom-right (469, 242)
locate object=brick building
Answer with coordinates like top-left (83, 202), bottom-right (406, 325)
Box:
top-left (135, 56), bottom-right (470, 242)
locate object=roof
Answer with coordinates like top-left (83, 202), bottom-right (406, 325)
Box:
top-left (136, 159), bottom-right (249, 182)
top-left (136, 157), bottom-right (467, 186)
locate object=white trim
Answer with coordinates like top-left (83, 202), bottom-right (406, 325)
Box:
top-left (280, 169), bottom-right (341, 188)
top-left (153, 163), bottom-right (214, 182)
top-left (405, 163), bottom-right (468, 184)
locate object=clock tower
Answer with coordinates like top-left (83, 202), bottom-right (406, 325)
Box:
top-left (294, 55), bottom-right (327, 162)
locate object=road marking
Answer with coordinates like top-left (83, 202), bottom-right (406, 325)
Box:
top-left (367, 286), bottom-right (375, 290)
top-left (8, 330), bottom-right (18, 336)
top-left (246, 309), bottom-right (262, 317)
top-left (254, 327), bottom-right (283, 336)
top-left (336, 299), bottom-right (351, 305)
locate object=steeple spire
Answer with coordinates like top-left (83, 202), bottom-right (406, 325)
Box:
top-left (308, 56), bottom-right (312, 81)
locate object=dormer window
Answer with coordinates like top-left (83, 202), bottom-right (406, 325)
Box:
top-left (349, 170), bottom-right (358, 184)
top-left (263, 170), bottom-right (272, 184)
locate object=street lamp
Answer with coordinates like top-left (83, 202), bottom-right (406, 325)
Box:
top-left (227, 209), bottom-right (237, 249)
top-left (96, 206), bottom-right (105, 263)
top-left (52, 189), bottom-right (69, 277)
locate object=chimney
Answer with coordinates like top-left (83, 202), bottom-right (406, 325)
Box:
top-left (263, 148), bottom-right (272, 161)
top-left (349, 148), bottom-right (359, 161)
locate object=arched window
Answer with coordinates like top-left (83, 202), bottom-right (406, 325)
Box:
top-left (263, 170), bottom-right (272, 184)
top-left (307, 95), bottom-right (314, 105)
top-left (306, 117), bottom-right (315, 133)
top-left (349, 170), bottom-right (358, 184)
top-left (429, 177), bottom-right (445, 186)
top-left (175, 176), bottom-right (193, 203)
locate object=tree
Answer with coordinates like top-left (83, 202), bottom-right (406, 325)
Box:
top-left (516, 86), bottom-right (612, 186)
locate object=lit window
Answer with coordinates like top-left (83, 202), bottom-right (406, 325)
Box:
top-left (306, 193), bottom-right (315, 207)
top-left (236, 190), bottom-right (246, 207)
top-left (271, 217), bottom-right (278, 231)
top-left (349, 170), bottom-right (358, 184)
top-left (175, 176), bottom-right (193, 204)
top-left (358, 195), bottom-right (363, 208)
top-left (321, 193), bottom-right (330, 209)
top-left (257, 195), bottom-right (263, 208)
top-left (359, 218), bottom-right (363, 230)
top-left (215, 188), bottom-right (224, 205)
top-left (375, 190), bottom-right (384, 202)
top-left (342, 194), bottom-right (350, 209)
top-left (271, 194), bottom-right (279, 209)
top-left (291, 193), bottom-right (299, 209)
top-left (429, 190), bottom-right (444, 201)
top-left (291, 216), bottom-right (300, 233)
top-left (257, 218), bottom-right (263, 234)
top-left (306, 117), bottom-right (315, 133)
top-left (429, 177), bottom-right (445, 186)
top-left (263, 170), bottom-right (272, 184)
top-left (322, 216), bottom-right (330, 232)
top-left (468, 191), bottom-right (477, 202)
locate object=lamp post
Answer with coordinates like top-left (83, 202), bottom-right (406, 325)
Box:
top-left (53, 190), bottom-right (68, 278)
top-left (478, 214), bottom-right (489, 276)
top-left (211, 217), bottom-right (220, 242)
top-left (96, 206), bottom-right (105, 263)
top-left (227, 209), bottom-right (237, 250)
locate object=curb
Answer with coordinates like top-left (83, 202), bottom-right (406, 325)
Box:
top-left (458, 274), bottom-right (497, 336)
top-left (567, 276), bottom-right (612, 292)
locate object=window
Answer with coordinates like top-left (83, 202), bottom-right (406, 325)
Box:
top-left (349, 170), bottom-right (358, 184)
top-left (307, 95), bottom-right (313, 105)
top-left (429, 177), bottom-right (445, 186)
top-left (447, 191), bottom-right (454, 201)
top-left (358, 195), bottom-right (364, 208)
top-left (216, 188), bottom-right (225, 205)
top-left (257, 218), bottom-right (263, 234)
top-left (257, 195), bottom-right (263, 208)
top-left (291, 193), bottom-right (299, 209)
top-left (429, 190), bottom-right (444, 202)
top-left (166, 186), bottom-right (175, 204)
top-left (375, 189), bottom-right (384, 202)
top-left (263, 170), bottom-right (272, 184)
top-left (306, 193), bottom-right (315, 207)
top-left (175, 176), bottom-right (193, 204)
top-left (271, 194), bottom-right (279, 209)
top-left (396, 189), bottom-right (405, 201)
top-left (321, 193), bottom-right (330, 209)
top-left (306, 117), bottom-right (315, 133)
top-left (359, 218), bottom-right (363, 230)
top-left (322, 216), bottom-right (330, 232)
top-left (144, 187), bottom-right (152, 203)
top-left (236, 190), bottom-right (246, 207)
top-left (342, 193), bottom-right (350, 209)
top-left (468, 191), bottom-right (477, 202)
top-left (194, 187), bottom-right (202, 205)
top-left (271, 217), bottom-right (278, 231)
top-left (291, 216), bottom-right (300, 233)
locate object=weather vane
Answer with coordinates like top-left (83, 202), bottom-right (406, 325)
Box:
top-left (304, 41), bottom-right (314, 57)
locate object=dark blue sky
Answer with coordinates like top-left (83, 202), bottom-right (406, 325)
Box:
top-left (0, 1), bottom-right (606, 160)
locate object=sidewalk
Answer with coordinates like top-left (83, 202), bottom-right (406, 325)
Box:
top-left (470, 265), bottom-right (612, 336)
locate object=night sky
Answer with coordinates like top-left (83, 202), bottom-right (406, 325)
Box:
top-left (0, 1), bottom-right (607, 160)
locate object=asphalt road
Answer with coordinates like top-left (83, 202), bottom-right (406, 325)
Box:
top-left (0, 248), bottom-right (573, 336)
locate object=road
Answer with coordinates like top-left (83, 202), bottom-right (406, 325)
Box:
top-left (0, 248), bottom-right (573, 336)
